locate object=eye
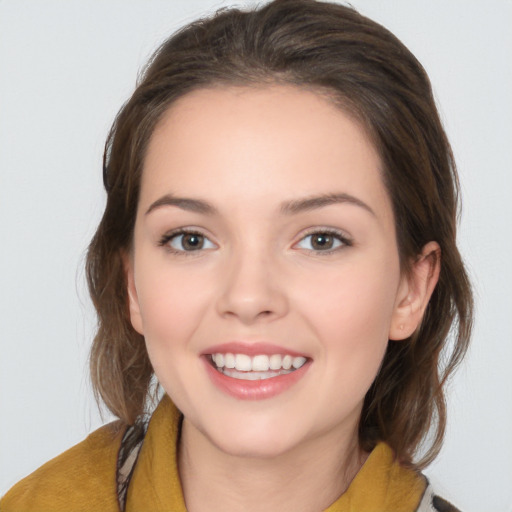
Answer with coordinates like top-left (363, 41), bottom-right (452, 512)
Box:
top-left (160, 230), bottom-right (216, 253)
top-left (295, 230), bottom-right (351, 252)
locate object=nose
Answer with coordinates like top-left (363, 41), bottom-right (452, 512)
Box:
top-left (215, 246), bottom-right (289, 325)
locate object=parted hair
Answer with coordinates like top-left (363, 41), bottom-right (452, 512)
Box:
top-left (87, 0), bottom-right (473, 468)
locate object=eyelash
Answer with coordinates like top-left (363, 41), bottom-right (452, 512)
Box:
top-left (158, 228), bottom-right (214, 256)
top-left (158, 227), bottom-right (353, 256)
top-left (295, 228), bottom-right (353, 255)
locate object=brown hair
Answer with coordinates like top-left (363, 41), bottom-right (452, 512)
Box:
top-left (87, 0), bottom-right (472, 468)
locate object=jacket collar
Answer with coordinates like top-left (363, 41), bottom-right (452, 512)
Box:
top-left (126, 395), bottom-right (426, 512)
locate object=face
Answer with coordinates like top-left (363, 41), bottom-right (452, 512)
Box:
top-left (126, 85), bottom-right (417, 459)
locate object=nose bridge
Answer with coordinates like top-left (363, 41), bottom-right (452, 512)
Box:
top-left (216, 237), bottom-right (288, 324)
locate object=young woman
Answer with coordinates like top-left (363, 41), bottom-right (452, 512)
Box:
top-left (1, 1), bottom-right (472, 510)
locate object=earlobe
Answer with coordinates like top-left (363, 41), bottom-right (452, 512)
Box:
top-left (122, 251), bottom-right (144, 335)
top-left (389, 242), bottom-right (441, 341)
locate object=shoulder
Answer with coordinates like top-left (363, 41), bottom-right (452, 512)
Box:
top-left (0, 421), bottom-right (125, 512)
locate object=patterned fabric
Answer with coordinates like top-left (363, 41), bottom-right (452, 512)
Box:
top-left (116, 419), bottom-right (148, 510)
top-left (416, 484), bottom-right (462, 512)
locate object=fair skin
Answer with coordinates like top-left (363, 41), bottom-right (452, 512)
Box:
top-left (125, 85), bottom-right (440, 512)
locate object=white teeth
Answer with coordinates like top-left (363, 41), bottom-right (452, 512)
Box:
top-left (224, 353), bottom-right (236, 368)
top-left (292, 356), bottom-right (307, 369)
top-left (235, 354), bottom-right (252, 371)
top-left (222, 368), bottom-right (293, 381)
top-left (252, 354), bottom-right (270, 371)
top-left (213, 353), bottom-right (224, 367)
top-left (210, 352), bottom-right (307, 372)
top-left (269, 354), bottom-right (282, 370)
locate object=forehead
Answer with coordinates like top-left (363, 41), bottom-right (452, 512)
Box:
top-left (141, 85), bottom-right (392, 222)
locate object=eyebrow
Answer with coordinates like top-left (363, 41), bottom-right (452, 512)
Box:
top-left (145, 192), bottom-right (375, 217)
top-left (145, 195), bottom-right (217, 215)
top-left (280, 193), bottom-right (375, 217)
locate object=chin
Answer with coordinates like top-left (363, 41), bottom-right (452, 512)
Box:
top-left (212, 433), bottom-right (300, 460)
top-left (203, 414), bottom-right (307, 460)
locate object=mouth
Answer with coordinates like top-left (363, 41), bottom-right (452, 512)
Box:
top-left (202, 342), bottom-right (311, 399)
top-left (208, 352), bottom-right (308, 381)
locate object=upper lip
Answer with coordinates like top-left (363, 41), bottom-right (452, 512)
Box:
top-left (202, 341), bottom-right (309, 358)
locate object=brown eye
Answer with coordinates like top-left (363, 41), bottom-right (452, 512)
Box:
top-left (310, 233), bottom-right (335, 250)
top-left (181, 233), bottom-right (204, 250)
top-left (166, 231), bottom-right (215, 252)
top-left (295, 231), bottom-right (350, 252)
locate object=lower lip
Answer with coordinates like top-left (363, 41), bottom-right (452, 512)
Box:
top-left (203, 358), bottom-right (310, 400)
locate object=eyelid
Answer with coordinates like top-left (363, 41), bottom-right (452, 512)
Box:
top-left (292, 227), bottom-right (353, 254)
top-left (158, 227), bottom-right (217, 255)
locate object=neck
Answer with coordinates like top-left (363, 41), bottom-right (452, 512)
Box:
top-left (178, 418), bottom-right (367, 512)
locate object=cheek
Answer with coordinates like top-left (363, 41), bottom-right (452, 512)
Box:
top-left (295, 256), bottom-right (400, 372)
top-left (307, 258), bottom-right (398, 319)
top-left (134, 259), bottom-right (214, 352)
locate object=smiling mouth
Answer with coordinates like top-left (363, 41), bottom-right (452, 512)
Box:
top-left (208, 353), bottom-right (308, 381)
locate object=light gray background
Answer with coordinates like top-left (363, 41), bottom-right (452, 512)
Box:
top-left (1, 1), bottom-right (511, 511)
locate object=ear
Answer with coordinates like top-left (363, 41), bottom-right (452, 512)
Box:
top-left (122, 251), bottom-right (144, 335)
top-left (389, 241), bottom-right (441, 341)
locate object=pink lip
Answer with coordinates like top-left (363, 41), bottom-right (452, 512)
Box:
top-left (202, 341), bottom-right (307, 357)
top-left (202, 355), bottom-right (311, 401)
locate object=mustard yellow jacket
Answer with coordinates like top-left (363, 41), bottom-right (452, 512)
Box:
top-left (1, 396), bottom-right (450, 512)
